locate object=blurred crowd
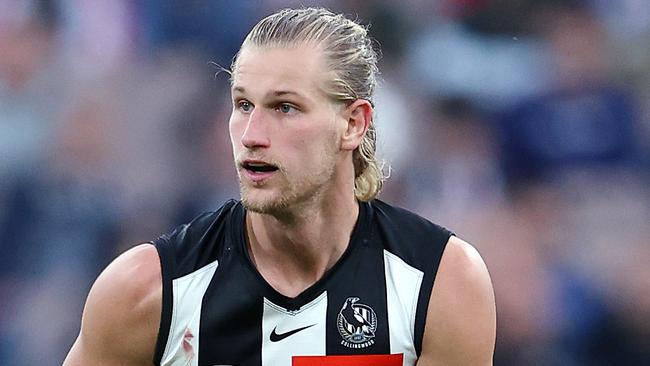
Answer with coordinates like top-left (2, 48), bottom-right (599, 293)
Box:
top-left (0, 0), bottom-right (648, 365)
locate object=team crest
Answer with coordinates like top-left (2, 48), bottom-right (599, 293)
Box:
top-left (337, 297), bottom-right (377, 348)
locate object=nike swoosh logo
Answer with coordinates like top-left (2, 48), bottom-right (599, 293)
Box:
top-left (270, 324), bottom-right (316, 342)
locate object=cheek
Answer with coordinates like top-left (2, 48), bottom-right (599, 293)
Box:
top-left (228, 114), bottom-right (243, 148)
top-left (294, 125), bottom-right (323, 149)
top-left (293, 126), bottom-right (338, 162)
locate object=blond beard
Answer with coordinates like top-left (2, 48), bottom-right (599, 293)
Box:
top-left (239, 139), bottom-right (340, 216)
top-left (239, 160), bottom-right (336, 217)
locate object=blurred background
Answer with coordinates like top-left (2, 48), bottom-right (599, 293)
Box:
top-left (0, 0), bottom-right (648, 365)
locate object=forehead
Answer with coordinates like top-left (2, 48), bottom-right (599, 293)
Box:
top-left (232, 44), bottom-right (329, 99)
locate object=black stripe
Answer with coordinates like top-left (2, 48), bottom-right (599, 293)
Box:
top-left (152, 238), bottom-right (174, 365)
top-left (414, 234), bottom-right (453, 356)
top-left (198, 252), bottom-right (263, 366)
top-left (325, 237), bottom-right (390, 355)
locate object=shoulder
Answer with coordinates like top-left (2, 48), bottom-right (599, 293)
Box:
top-left (88, 243), bottom-right (162, 323)
top-left (155, 200), bottom-right (240, 267)
top-left (64, 244), bottom-right (161, 365)
top-left (368, 199), bottom-right (453, 267)
top-left (370, 200), bottom-right (453, 244)
top-left (157, 201), bottom-right (239, 246)
top-left (418, 236), bottom-right (496, 365)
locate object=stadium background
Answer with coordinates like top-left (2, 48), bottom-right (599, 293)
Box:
top-left (1, 0), bottom-right (648, 364)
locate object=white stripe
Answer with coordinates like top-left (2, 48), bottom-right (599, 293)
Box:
top-left (160, 260), bottom-right (219, 366)
top-left (262, 292), bottom-right (328, 366)
top-left (384, 250), bottom-right (423, 366)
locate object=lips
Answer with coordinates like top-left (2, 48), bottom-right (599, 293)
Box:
top-left (242, 160), bottom-right (279, 172)
top-left (240, 159), bottom-right (279, 183)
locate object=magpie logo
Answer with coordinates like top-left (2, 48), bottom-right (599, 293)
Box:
top-left (337, 297), bottom-right (377, 349)
top-left (269, 324), bottom-right (316, 342)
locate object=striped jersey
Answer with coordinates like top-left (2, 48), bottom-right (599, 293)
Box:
top-left (152, 199), bottom-right (453, 366)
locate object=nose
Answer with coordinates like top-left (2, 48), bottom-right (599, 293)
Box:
top-left (240, 109), bottom-right (270, 149)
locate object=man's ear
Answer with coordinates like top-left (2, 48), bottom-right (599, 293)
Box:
top-left (341, 99), bottom-right (373, 151)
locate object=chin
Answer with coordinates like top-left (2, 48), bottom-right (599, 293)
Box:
top-left (238, 169), bottom-right (332, 216)
top-left (240, 187), bottom-right (291, 215)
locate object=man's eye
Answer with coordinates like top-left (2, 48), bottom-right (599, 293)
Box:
top-left (277, 103), bottom-right (296, 114)
top-left (238, 101), bottom-right (253, 112)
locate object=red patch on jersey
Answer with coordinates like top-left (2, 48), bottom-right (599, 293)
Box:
top-left (182, 327), bottom-right (195, 356)
top-left (292, 353), bottom-right (403, 366)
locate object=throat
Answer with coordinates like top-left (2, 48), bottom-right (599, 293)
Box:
top-left (248, 235), bottom-right (345, 298)
top-left (263, 268), bottom-right (325, 298)
top-left (244, 197), bottom-right (361, 298)
top-left (245, 211), bottom-right (353, 298)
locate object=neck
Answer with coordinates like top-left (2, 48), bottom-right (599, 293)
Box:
top-left (245, 191), bottom-right (360, 297)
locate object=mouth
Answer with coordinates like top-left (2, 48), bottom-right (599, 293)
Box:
top-left (242, 160), bottom-right (279, 173)
top-left (240, 159), bottom-right (279, 182)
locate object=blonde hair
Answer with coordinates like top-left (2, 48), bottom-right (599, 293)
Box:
top-left (232, 7), bottom-right (386, 201)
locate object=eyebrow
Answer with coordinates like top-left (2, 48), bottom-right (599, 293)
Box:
top-left (272, 90), bottom-right (301, 97)
top-left (232, 86), bottom-right (304, 99)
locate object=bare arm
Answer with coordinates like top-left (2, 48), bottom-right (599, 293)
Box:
top-left (417, 236), bottom-right (496, 366)
top-left (63, 244), bottom-right (162, 366)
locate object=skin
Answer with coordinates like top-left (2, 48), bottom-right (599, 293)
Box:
top-left (230, 44), bottom-right (369, 296)
top-left (63, 243), bottom-right (161, 366)
top-left (64, 43), bottom-right (495, 365)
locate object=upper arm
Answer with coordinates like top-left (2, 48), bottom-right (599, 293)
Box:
top-left (63, 243), bottom-right (162, 366)
top-left (418, 236), bottom-right (496, 366)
